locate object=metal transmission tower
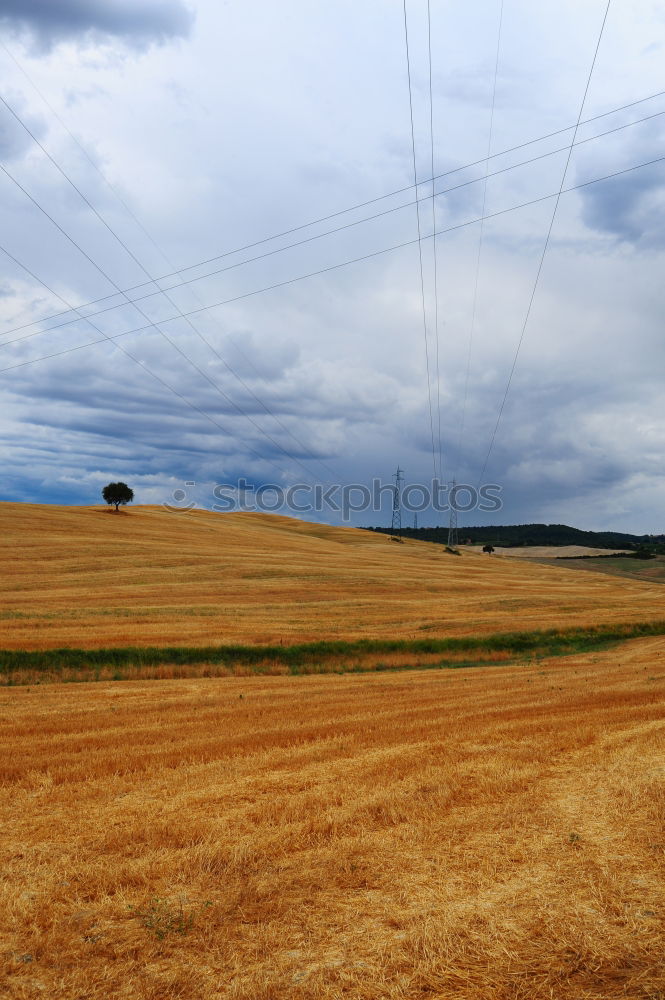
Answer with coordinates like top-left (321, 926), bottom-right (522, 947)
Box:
top-left (448, 479), bottom-right (459, 547)
top-left (391, 467), bottom-right (404, 539)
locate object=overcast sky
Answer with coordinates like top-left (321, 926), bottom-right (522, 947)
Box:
top-left (0, 0), bottom-right (663, 531)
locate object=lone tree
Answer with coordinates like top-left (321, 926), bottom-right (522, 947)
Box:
top-left (102, 481), bottom-right (134, 512)
top-left (483, 543), bottom-right (495, 555)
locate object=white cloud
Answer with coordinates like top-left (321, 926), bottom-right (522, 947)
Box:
top-left (0, 0), bottom-right (664, 532)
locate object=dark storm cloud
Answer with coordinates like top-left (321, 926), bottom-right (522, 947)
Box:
top-left (2, 338), bottom-right (354, 479)
top-left (1, 0), bottom-right (664, 530)
top-left (578, 159), bottom-right (665, 246)
top-left (0, 0), bottom-right (194, 52)
top-left (437, 360), bottom-right (659, 520)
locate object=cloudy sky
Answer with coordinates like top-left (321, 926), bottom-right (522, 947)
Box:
top-left (0, 0), bottom-right (663, 531)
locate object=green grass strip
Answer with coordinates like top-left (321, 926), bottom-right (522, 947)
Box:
top-left (1, 619), bottom-right (665, 676)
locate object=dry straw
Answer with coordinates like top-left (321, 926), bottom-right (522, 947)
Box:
top-left (2, 643), bottom-right (664, 998)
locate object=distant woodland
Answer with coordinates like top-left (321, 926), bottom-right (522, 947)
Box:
top-left (366, 523), bottom-right (665, 552)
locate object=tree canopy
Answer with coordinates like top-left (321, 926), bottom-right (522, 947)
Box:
top-left (102, 482), bottom-right (134, 511)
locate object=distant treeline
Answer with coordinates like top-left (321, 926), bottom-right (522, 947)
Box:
top-left (365, 522), bottom-right (665, 552)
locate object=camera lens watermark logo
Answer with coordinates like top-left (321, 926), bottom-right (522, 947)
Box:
top-left (164, 481), bottom-right (197, 512)
top-left (163, 479), bottom-right (502, 520)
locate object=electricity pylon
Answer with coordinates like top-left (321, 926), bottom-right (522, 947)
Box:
top-left (448, 479), bottom-right (458, 547)
top-left (391, 467), bottom-right (404, 539)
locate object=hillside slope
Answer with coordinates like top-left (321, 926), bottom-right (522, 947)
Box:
top-left (2, 503), bottom-right (664, 650)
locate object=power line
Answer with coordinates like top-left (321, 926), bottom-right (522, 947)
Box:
top-left (0, 40), bottom-right (173, 273)
top-left (454, 0), bottom-right (504, 482)
top-left (0, 13), bottom-right (650, 502)
top-left (1, 39), bottom-right (270, 388)
top-left (3, 151), bottom-right (662, 379)
top-left (0, 126), bottom-right (335, 483)
top-left (0, 242), bottom-right (328, 486)
top-left (426, 0), bottom-right (443, 483)
top-left (92, 87), bottom-right (665, 288)
top-left (3, 146), bottom-right (663, 365)
top-left (0, 90), bottom-right (339, 482)
top-left (403, 0), bottom-right (438, 480)
top-left (4, 99), bottom-right (663, 346)
top-left (477, 0), bottom-right (613, 486)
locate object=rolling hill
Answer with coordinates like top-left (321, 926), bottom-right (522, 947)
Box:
top-left (3, 505), bottom-right (665, 999)
top-left (2, 503), bottom-right (664, 651)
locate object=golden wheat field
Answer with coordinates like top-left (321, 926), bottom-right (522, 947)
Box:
top-left (3, 502), bottom-right (665, 998)
top-left (2, 503), bottom-right (665, 650)
top-left (2, 639), bottom-right (664, 999)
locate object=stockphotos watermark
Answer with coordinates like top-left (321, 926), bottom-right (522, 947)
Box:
top-left (164, 479), bottom-right (503, 521)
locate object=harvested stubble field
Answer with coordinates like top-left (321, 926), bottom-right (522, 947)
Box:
top-left (2, 503), bottom-right (665, 650)
top-left (3, 502), bottom-right (665, 997)
top-left (2, 639), bottom-right (664, 999)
